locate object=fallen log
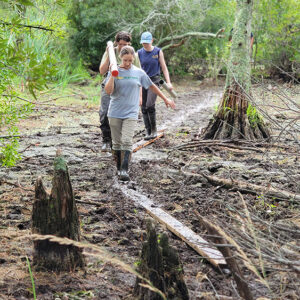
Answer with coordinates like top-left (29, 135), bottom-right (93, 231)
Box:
top-left (146, 207), bottom-right (226, 267)
top-left (174, 139), bottom-right (299, 152)
top-left (202, 173), bottom-right (300, 202)
top-left (0, 179), bottom-right (34, 191)
top-left (197, 214), bottom-right (254, 300)
top-left (75, 199), bottom-right (106, 207)
top-left (181, 168), bottom-right (300, 202)
top-left (174, 141), bottom-right (264, 153)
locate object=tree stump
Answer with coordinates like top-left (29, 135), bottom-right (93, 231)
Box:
top-left (32, 154), bottom-right (85, 271)
top-left (134, 220), bottom-right (189, 300)
top-left (203, 84), bottom-right (271, 140)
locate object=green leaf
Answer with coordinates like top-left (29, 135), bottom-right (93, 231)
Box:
top-left (16, 0), bottom-right (34, 6)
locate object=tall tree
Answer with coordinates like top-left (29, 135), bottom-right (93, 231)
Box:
top-left (203, 0), bottom-right (270, 140)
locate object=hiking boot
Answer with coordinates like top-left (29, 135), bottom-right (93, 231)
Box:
top-left (144, 131), bottom-right (152, 140)
top-left (101, 141), bottom-right (111, 152)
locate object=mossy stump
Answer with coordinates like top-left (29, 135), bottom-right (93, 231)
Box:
top-left (203, 84), bottom-right (271, 140)
top-left (32, 154), bottom-right (85, 272)
top-left (134, 221), bottom-right (189, 300)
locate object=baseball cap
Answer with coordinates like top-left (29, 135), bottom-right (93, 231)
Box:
top-left (140, 32), bottom-right (153, 44)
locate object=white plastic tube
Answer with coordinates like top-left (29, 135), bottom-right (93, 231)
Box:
top-left (107, 41), bottom-right (118, 77)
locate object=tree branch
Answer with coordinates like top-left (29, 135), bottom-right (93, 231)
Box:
top-left (0, 21), bottom-right (54, 32)
top-left (161, 39), bottom-right (186, 51)
top-left (157, 28), bottom-right (225, 48)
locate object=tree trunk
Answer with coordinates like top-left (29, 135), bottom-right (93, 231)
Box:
top-left (203, 0), bottom-right (270, 140)
top-left (32, 154), bottom-right (85, 271)
top-left (134, 220), bottom-right (189, 300)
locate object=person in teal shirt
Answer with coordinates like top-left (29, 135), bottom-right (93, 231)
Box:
top-left (105, 46), bottom-right (175, 181)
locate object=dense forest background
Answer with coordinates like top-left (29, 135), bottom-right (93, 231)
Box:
top-left (1, 0), bottom-right (300, 165)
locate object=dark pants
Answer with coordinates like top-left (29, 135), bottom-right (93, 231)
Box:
top-left (141, 75), bottom-right (160, 115)
top-left (99, 86), bottom-right (111, 142)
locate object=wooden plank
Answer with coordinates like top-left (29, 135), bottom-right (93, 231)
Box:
top-left (133, 131), bottom-right (164, 153)
top-left (121, 187), bottom-right (226, 268)
top-left (142, 204), bottom-right (226, 268)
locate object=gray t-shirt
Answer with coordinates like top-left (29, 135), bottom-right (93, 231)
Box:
top-left (107, 65), bottom-right (152, 119)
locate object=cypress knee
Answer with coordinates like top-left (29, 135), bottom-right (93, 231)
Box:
top-left (32, 153), bottom-right (85, 271)
top-left (134, 220), bottom-right (189, 300)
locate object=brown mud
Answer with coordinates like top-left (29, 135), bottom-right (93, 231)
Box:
top-left (0, 80), bottom-right (299, 300)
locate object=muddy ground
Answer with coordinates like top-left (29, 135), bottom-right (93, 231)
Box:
top-left (0, 79), bottom-right (299, 300)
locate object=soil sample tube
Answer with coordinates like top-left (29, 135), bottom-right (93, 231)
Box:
top-left (107, 41), bottom-right (119, 77)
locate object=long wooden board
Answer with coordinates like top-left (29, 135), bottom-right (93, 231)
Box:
top-left (133, 130), bottom-right (164, 153)
top-left (121, 186), bottom-right (226, 268)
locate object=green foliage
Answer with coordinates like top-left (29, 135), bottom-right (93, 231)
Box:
top-left (0, 135), bottom-right (21, 167)
top-left (67, 0), bottom-right (233, 71)
top-left (253, 0), bottom-right (300, 79)
top-left (55, 58), bottom-right (91, 89)
top-left (26, 256), bottom-right (37, 300)
top-left (159, 0), bottom-right (234, 76)
top-left (67, 0), bottom-right (152, 69)
top-left (0, 98), bottom-right (33, 166)
top-left (0, 0), bottom-right (69, 167)
top-left (247, 104), bottom-right (263, 127)
top-left (134, 260), bottom-right (141, 267)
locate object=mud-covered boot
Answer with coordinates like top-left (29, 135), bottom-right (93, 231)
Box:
top-left (120, 150), bottom-right (131, 181)
top-left (142, 113), bottom-right (152, 140)
top-left (112, 150), bottom-right (121, 176)
top-left (149, 111), bottom-right (157, 139)
top-left (101, 140), bottom-right (112, 152)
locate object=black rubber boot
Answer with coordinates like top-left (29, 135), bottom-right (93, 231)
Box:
top-left (120, 150), bottom-right (131, 181)
top-left (112, 150), bottom-right (121, 176)
top-left (148, 111), bottom-right (157, 139)
top-left (100, 112), bottom-right (112, 152)
top-left (142, 113), bottom-right (152, 140)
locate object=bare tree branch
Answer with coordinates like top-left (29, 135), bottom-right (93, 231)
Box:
top-left (0, 21), bottom-right (54, 32)
top-left (157, 29), bottom-right (225, 48)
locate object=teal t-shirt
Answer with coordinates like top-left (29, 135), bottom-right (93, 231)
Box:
top-left (107, 66), bottom-right (152, 119)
